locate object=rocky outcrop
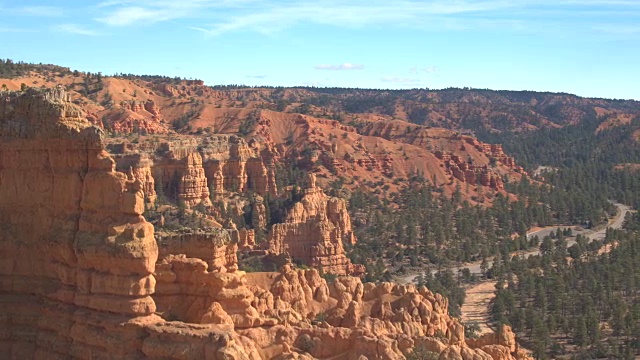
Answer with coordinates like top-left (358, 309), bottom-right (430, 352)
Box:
top-left (152, 257), bottom-right (531, 360)
top-left (178, 152), bottom-right (212, 207)
top-left (111, 152), bottom-right (157, 206)
top-left (154, 255), bottom-right (267, 328)
top-left (232, 229), bottom-right (258, 252)
top-left (246, 265), bottom-right (532, 360)
top-left (467, 325), bottom-right (531, 359)
top-left (0, 88), bottom-right (257, 359)
top-left (106, 99), bottom-right (170, 134)
top-left (461, 137), bottom-right (523, 172)
top-left (106, 135), bottom-right (277, 207)
top-left (0, 88), bottom-right (137, 354)
top-left (156, 229), bottom-right (238, 273)
top-left (200, 135), bottom-right (277, 197)
top-left (110, 117), bottom-right (170, 134)
top-left (0, 88), bottom-right (531, 360)
top-left (360, 120), bottom-right (524, 192)
top-left (144, 99), bottom-right (161, 120)
top-left (267, 174), bottom-right (363, 276)
top-left (0, 88), bottom-right (157, 318)
top-left (436, 151), bottom-right (505, 190)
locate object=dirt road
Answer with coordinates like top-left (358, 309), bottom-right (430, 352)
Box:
top-left (460, 281), bottom-right (497, 334)
top-left (397, 203), bottom-right (633, 284)
top-left (454, 203), bottom-right (633, 334)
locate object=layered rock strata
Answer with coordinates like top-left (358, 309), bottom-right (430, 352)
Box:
top-left (156, 229), bottom-right (238, 272)
top-left (435, 151), bottom-right (505, 190)
top-left (110, 99), bottom-right (169, 134)
top-left (360, 121), bottom-right (524, 191)
top-left (106, 135), bottom-right (277, 208)
top-left (112, 153), bottom-right (158, 206)
top-left (267, 174), bottom-right (364, 276)
top-left (178, 152), bottom-right (212, 207)
top-left (0, 88), bottom-right (257, 359)
top-left (106, 138), bottom-right (358, 275)
top-left (1, 89), bottom-right (532, 360)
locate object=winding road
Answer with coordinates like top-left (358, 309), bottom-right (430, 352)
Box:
top-left (397, 202), bottom-right (634, 284)
top-left (396, 203), bottom-right (635, 334)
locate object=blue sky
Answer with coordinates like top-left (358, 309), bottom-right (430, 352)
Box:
top-left (1, 1), bottom-right (639, 99)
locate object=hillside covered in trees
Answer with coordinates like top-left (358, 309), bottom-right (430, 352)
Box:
top-left (490, 213), bottom-right (640, 359)
top-left (1, 59), bottom-right (639, 358)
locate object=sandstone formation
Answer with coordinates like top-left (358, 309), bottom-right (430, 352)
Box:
top-left (106, 135), bottom-right (277, 208)
top-left (144, 99), bottom-right (161, 120)
top-left (0, 88), bottom-right (531, 360)
top-left (361, 121), bottom-right (524, 191)
top-left (462, 139), bottom-right (521, 171)
top-left (242, 110), bottom-right (525, 205)
top-left (435, 151), bottom-right (505, 190)
top-left (0, 88), bottom-right (253, 359)
top-left (266, 174), bottom-right (364, 276)
top-left (178, 152), bottom-right (212, 207)
top-left (1, 68), bottom-right (528, 203)
top-left (105, 137), bottom-right (360, 275)
top-left (154, 259), bottom-right (532, 360)
top-left (108, 99), bottom-right (170, 134)
top-left (156, 228), bottom-right (238, 273)
top-left (200, 135), bottom-right (277, 197)
top-left (111, 152), bottom-right (158, 206)
top-left (432, 138), bottom-right (527, 191)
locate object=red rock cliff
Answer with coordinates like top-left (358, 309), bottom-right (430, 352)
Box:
top-left (267, 174), bottom-right (364, 276)
top-left (0, 88), bottom-right (531, 360)
top-left (106, 135), bottom-right (277, 207)
top-left (0, 88), bottom-right (259, 359)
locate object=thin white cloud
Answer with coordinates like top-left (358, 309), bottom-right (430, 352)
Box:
top-left (593, 24), bottom-right (640, 35)
top-left (315, 63), bottom-right (364, 71)
top-left (96, 0), bottom-right (134, 8)
top-left (381, 77), bottom-right (420, 83)
top-left (97, 6), bottom-right (170, 26)
top-left (0, 27), bottom-right (36, 33)
top-left (92, 0), bottom-right (640, 40)
top-left (11, 6), bottom-right (64, 17)
top-left (190, 1), bottom-right (514, 36)
top-left (53, 24), bottom-right (99, 36)
top-left (410, 66), bottom-right (439, 74)
top-left (96, 0), bottom-right (260, 26)
top-left (247, 75), bottom-right (268, 79)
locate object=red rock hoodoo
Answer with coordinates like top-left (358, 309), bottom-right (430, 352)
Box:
top-left (267, 174), bottom-right (364, 276)
top-left (0, 88), bottom-right (531, 360)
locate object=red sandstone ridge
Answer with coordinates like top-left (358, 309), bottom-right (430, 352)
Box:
top-left (105, 136), bottom-right (358, 276)
top-left (244, 110), bottom-right (523, 203)
top-left (105, 99), bottom-right (171, 134)
top-left (1, 88), bottom-right (163, 357)
top-left (360, 120), bottom-right (524, 190)
top-left (0, 68), bottom-right (531, 202)
top-left (0, 87), bottom-right (532, 360)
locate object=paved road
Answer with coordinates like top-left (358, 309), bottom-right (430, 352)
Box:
top-left (397, 203), bottom-right (634, 284)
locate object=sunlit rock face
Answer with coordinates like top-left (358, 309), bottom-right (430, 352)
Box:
top-left (0, 88), bottom-right (531, 360)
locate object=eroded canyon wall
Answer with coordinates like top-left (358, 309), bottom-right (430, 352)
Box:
top-left (107, 135), bottom-right (277, 206)
top-left (0, 88), bottom-right (258, 359)
top-left (0, 88), bottom-right (531, 360)
top-left (106, 138), bottom-right (359, 275)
